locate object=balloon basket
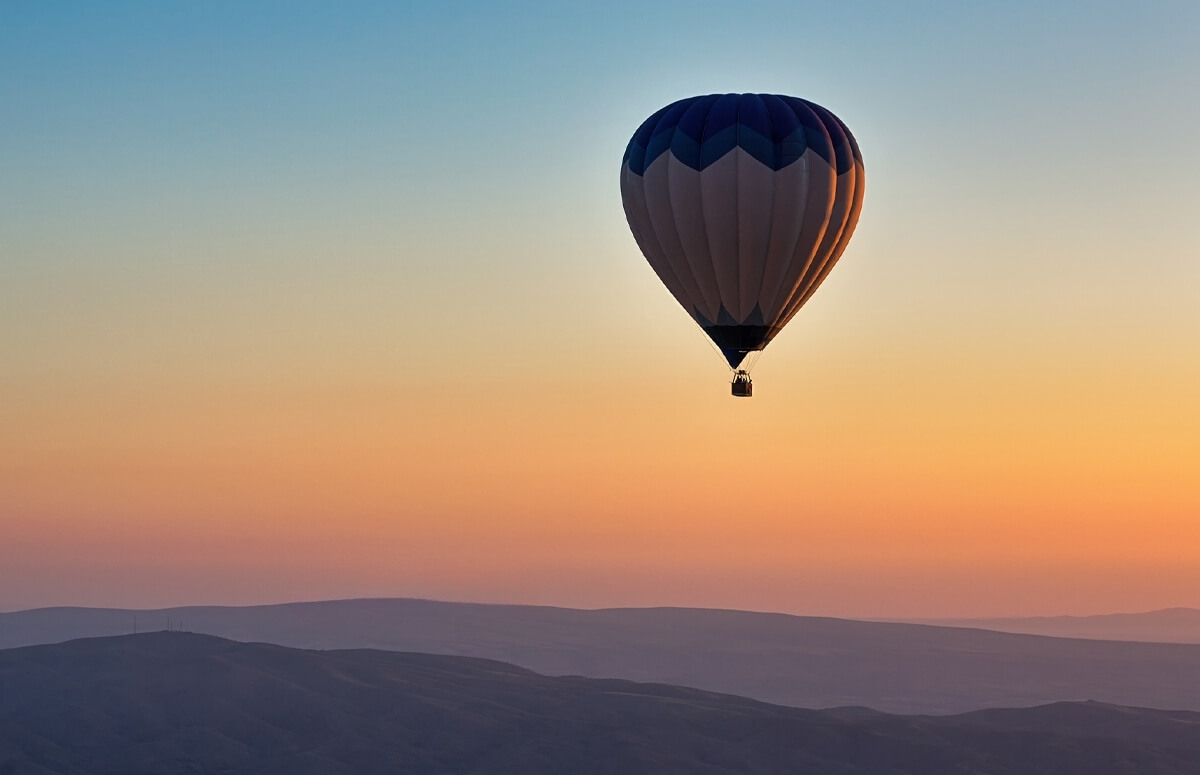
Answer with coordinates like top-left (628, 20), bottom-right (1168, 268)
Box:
top-left (731, 370), bottom-right (753, 398)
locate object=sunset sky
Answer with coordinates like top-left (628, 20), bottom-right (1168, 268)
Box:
top-left (2, 1), bottom-right (1198, 617)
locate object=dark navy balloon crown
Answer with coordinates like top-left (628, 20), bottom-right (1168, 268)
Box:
top-left (622, 93), bottom-right (860, 176)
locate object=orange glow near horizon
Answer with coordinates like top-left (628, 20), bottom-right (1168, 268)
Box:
top-left (4, 315), bottom-right (1198, 617)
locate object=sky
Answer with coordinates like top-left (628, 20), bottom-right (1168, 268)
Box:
top-left (2, 0), bottom-right (1198, 617)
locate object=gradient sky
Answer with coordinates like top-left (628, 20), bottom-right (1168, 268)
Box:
top-left (2, 1), bottom-right (1198, 617)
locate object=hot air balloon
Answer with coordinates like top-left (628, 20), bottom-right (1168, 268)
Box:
top-left (620, 93), bottom-right (864, 396)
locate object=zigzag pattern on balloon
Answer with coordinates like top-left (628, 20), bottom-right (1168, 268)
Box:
top-left (622, 94), bottom-right (860, 175)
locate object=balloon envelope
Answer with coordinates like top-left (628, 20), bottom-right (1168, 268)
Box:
top-left (620, 93), bottom-right (864, 368)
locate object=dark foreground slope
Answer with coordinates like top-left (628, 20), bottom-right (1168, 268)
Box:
top-left (6, 599), bottom-right (1200, 713)
top-left (2, 634), bottom-right (1200, 775)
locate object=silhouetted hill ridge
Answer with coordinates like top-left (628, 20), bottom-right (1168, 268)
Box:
top-left (909, 607), bottom-right (1200, 643)
top-left (6, 598), bottom-right (1200, 713)
top-left (3, 633), bottom-right (1200, 774)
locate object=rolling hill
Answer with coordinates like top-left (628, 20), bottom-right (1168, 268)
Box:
top-left (3, 633), bottom-right (1200, 775)
top-left (6, 599), bottom-right (1200, 714)
top-left (907, 608), bottom-right (1200, 643)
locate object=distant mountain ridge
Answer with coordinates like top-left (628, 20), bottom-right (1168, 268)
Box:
top-left (3, 632), bottom-right (1200, 775)
top-left (905, 608), bottom-right (1200, 643)
top-left (5, 598), bottom-right (1200, 714)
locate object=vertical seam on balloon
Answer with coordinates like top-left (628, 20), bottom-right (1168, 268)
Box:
top-left (667, 132), bottom-right (719, 319)
top-left (730, 94), bottom-right (741, 322)
top-left (754, 98), bottom-right (809, 326)
top-left (803, 120), bottom-right (865, 305)
top-left (760, 100), bottom-right (828, 319)
top-left (640, 107), bottom-right (705, 321)
top-left (749, 94), bottom-right (780, 323)
top-left (693, 96), bottom-right (722, 322)
top-left (656, 106), bottom-right (716, 321)
top-left (681, 94), bottom-right (715, 321)
top-left (792, 151), bottom-right (864, 315)
top-left (767, 100), bottom-right (837, 330)
top-left (783, 110), bottom-right (858, 322)
top-left (622, 164), bottom-right (689, 313)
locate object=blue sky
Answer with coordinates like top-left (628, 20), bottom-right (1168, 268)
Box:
top-left (5, 0), bottom-right (1196, 318)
